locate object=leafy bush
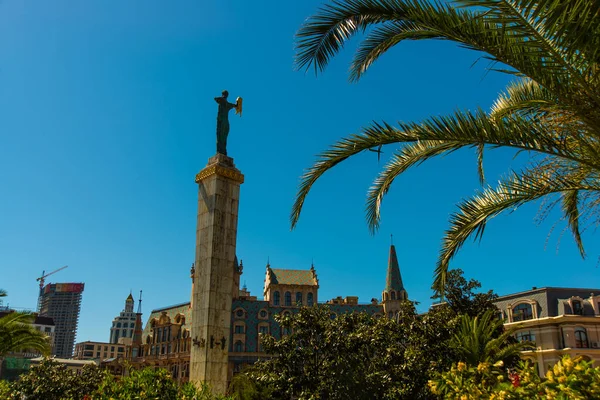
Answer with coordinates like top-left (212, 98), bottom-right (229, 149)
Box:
top-left (5, 358), bottom-right (231, 400)
top-left (9, 358), bottom-right (106, 400)
top-left (429, 356), bottom-right (600, 399)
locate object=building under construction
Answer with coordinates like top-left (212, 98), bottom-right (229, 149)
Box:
top-left (39, 283), bottom-right (84, 358)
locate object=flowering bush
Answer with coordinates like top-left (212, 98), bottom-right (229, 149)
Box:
top-left (429, 356), bottom-right (600, 399)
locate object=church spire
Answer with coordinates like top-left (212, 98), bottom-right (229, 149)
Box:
top-left (385, 244), bottom-right (405, 293)
top-left (382, 242), bottom-right (408, 318)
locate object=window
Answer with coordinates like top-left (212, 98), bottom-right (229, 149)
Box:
top-left (235, 324), bottom-right (245, 334)
top-left (236, 309), bottom-right (244, 318)
top-left (259, 325), bottom-right (269, 335)
top-left (573, 300), bottom-right (584, 315)
top-left (575, 327), bottom-right (589, 348)
top-left (285, 292), bottom-right (292, 306)
top-left (515, 331), bottom-right (535, 343)
top-left (234, 341), bottom-right (244, 352)
top-left (307, 292), bottom-right (314, 306)
top-left (391, 291), bottom-right (396, 300)
top-left (117, 322), bottom-right (121, 328)
top-left (273, 291), bottom-right (280, 306)
top-left (512, 303), bottom-right (533, 321)
top-left (44, 327), bottom-right (52, 333)
top-left (259, 309), bottom-right (268, 319)
top-left (296, 292), bottom-right (303, 306)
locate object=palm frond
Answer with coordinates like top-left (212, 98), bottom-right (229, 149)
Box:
top-left (295, 0), bottom-right (403, 74)
top-left (0, 312), bottom-right (51, 356)
top-left (490, 78), bottom-right (557, 119)
top-left (561, 188), bottom-right (585, 258)
top-left (365, 140), bottom-right (465, 232)
top-left (294, 109), bottom-right (599, 229)
top-left (434, 168), bottom-right (600, 292)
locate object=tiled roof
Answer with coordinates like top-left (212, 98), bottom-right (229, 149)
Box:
top-left (142, 302), bottom-right (191, 338)
top-left (270, 269), bottom-right (317, 286)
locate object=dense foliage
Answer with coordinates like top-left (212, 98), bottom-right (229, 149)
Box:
top-left (9, 358), bottom-right (105, 400)
top-left (247, 303), bottom-right (457, 399)
top-left (430, 356), bottom-right (600, 399)
top-left (239, 270), bottom-right (542, 398)
top-left (291, 0), bottom-right (600, 293)
top-left (432, 268), bottom-right (498, 317)
top-left (5, 358), bottom-right (231, 400)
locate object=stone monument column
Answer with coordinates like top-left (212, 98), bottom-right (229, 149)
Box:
top-left (190, 153), bottom-right (243, 393)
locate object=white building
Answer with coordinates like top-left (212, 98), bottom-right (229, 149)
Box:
top-left (109, 294), bottom-right (137, 344)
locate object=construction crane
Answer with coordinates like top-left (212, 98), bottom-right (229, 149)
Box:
top-left (36, 265), bottom-right (68, 312)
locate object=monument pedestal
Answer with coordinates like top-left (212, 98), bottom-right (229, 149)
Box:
top-left (190, 153), bottom-right (243, 393)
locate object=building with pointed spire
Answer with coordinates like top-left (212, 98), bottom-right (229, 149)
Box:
top-left (109, 293), bottom-right (137, 344)
top-left (128, 244), bottom-right (408, 382)
top-left (382, 244), bottom-right (408, 318)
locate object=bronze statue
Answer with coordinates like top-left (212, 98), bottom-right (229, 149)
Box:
top-left (214, 90), bottom-right (242, 155)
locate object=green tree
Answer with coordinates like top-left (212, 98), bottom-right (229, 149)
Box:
top-left (248, 303), bottom-right (458, 399)
top-left (95, 366), bottom-right (230, 400)
top-left (450, 310), bottom-right (534, 367)
top-left (9, 358), bottom-right (105, 400)
top-left (433, 269), bottom-right (498, 317)
top-left (291, 0), bottom-right (600, 293)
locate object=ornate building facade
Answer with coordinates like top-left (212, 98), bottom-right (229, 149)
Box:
top-left (129, 244), bottom-right (407, 383)
top-left (109, 293), bottom-right (137, 344)
top-left (493, 287), bottom-right (600, 375)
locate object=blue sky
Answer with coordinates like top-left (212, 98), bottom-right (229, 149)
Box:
top-left (1, 0), bottom-right (598, 344)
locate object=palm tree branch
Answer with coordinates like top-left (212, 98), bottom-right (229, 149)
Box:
top-left (365, 140), bottom-right (465, 232)
top-left (490, 78), bottom-right (557, 119)
top-left (295, 0), bottom-right (404, 73)
top-left (434, 170), bottom-right (599, 292)
top-left (459, 0), bottom-right (593, 98)
top-left (293, 109), bottom-right (600, 229)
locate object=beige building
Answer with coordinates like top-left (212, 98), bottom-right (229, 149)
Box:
top-left (73, 340), bottom-right (127, 361)
top-left (30, 357), bottom-right (97, 373)
top-left (494, 287), bottom-right (600, 375)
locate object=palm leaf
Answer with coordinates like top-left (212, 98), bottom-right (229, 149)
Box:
top-left (434, 168), bottom-right (599, 291)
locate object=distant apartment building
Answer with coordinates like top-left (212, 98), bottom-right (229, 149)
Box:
top-left (109, 293), bottom-right (137, 344)
top-left (39, 283), bottom-right (84, 358)
top-left (73, 341), bottom-right (127, 361)
top-left (494, 287), bottom-right (600, 375)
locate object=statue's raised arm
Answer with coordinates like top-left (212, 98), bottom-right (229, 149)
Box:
top-left (214, 90), bottom-right (242, 156)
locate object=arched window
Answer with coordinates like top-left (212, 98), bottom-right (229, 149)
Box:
top-left (234, 341), bottom-right (244, 352)
top-left (273, 291), bottom-right (280, 306)
top-left (296, 292), bottom-right (303, 306)
top-left (575, 327), bottom-right (589, 348)
top-left (512, 303), bottom-right (533, 321)
top-left (117, 322), bottom-right (122, 328)
top-left (307, 292), bottom-right (314, 306)
top-left (285, 292), bottom-right (292, 306)
top-left (391, 291), bottom-right (396, 300)
top-left (388, 311), bottom-right (394, 318)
